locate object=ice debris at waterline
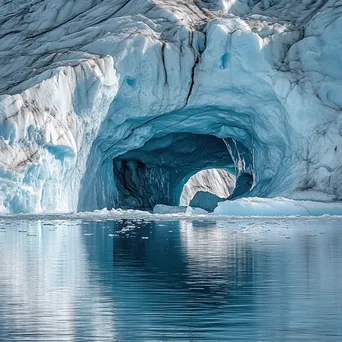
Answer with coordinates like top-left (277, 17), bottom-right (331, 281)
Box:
top-left (0, 198), bottom-right (342, 220)
top-left (0, 1), bottom-right (342, 213)
top-left (212, 198), bottom-right (342, 217)
top-left (151, 198), bottom-right (342, 217)
top-left (153, 198), bottom-right (342, 217)
top-left (153, 204), bottom-right (208, 215)
top-left (153, 205), bottom-right (189, 215)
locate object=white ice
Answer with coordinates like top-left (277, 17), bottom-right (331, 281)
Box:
top-left (213, 197), bottom-right (342, 216)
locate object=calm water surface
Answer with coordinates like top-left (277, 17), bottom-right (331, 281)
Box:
top-left (0, 216), bottom-right (341, 341)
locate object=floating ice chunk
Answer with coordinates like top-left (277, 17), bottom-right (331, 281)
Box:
top-left (189, 191), bottom-right (225, 212)
top-left (213, 197), bottom-right (342, 216)
top-left (153, 204), bottom-right (190, 214)
top-left (187, 207), bottom-right (209, 215)
top-left (152, 204), bottom-right (209, 215)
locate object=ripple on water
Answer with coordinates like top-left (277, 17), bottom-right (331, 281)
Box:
top-left (0, 217), bottom-right (341, 341)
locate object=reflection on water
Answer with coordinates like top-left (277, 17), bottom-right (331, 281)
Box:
top-left (0, 217), bottom-right (342, 341)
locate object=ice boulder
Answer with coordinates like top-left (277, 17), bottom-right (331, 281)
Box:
top-left (189, 191), bottom-right (225, 212)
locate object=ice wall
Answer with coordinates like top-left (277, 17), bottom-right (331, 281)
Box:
top-left (0, 57), bottom-right (118, 212)
top-left (0, 0), bottom-right (341, 212)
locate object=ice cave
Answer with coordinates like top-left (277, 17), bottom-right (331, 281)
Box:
top-left (112, 134), bottom-right (242, 210)
top-left (0, 0), bottom-right (342, 213)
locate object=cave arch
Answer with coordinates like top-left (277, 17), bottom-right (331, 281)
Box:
top-left (78, 104), bottom-right (292, 212)
top-left (112, 133), bottom-right (253, 210)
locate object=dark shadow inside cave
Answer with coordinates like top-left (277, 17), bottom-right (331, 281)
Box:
top-left (113, 133), bottom-right (254, 210)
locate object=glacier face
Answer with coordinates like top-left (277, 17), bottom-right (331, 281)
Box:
top-left (0, 0), bottom-right (342, 213)
top-left (0, 57), bottom-right (117, 212)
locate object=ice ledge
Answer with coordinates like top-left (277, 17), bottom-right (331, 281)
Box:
top-left (213, 197), bottom-right (342, 216)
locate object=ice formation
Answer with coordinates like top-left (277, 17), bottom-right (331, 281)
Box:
top-left (180, 169), bottom-right (235, 206)
top-left (0, 0), bottom-right (341, 213)
top-left (213, 197), bottom-right (342, 216)
top-left (189, 191), bottom-right (225, 212)
top-left (153, 204), bottom-right (189, 214)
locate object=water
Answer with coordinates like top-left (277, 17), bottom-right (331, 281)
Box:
top-left (0, 216), bottom-right (342, 341)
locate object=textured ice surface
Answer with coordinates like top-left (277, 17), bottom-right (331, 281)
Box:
top-left (0, 0), bottom-right (342, 213)
top-left (180, 169), bottom-right (235, 206)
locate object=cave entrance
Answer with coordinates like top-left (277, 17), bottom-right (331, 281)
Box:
top-left (179, 168), bottom-right (236, 211)
top-left (112, 132), bottom-right (254, 210)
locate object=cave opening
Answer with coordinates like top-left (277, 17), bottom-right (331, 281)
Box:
top-left (112, 132), bottom-right (254, 211)
top-left (179, 168), bottom-right (236, 211)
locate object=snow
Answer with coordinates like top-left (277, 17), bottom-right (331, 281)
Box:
top-left (0, 0), bottom-right (341, 213)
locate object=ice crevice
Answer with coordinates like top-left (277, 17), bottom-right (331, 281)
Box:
top-left (0, 0), bottom-right (342, 213)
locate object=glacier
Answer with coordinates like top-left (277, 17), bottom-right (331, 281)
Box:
top-left (0, 0), bottom-right (342, 213)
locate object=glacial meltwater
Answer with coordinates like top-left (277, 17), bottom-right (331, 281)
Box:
top-left (0, 216), bottom-right (341, 341)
